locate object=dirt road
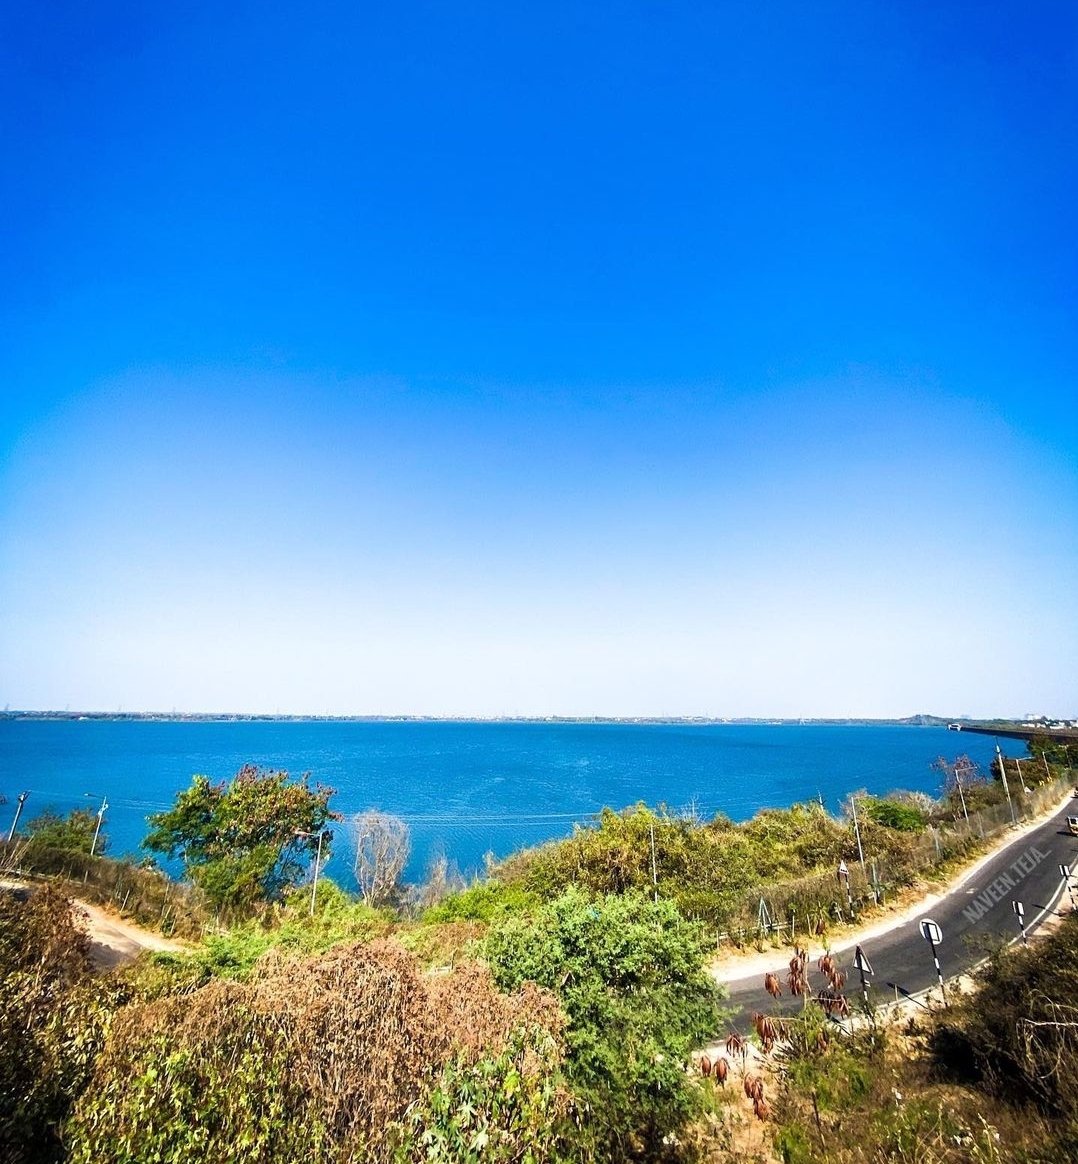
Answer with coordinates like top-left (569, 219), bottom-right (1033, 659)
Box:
top-left (73, 898), bottom-right (189, 969)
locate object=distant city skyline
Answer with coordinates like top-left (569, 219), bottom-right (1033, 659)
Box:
top-left (2, 3), bottom-right (1075, 718)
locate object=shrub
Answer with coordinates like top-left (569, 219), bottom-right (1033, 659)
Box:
top-left (0, 886), bottom-right (117, 1164)
top-left (484, 886), bottom-right (726, 1161)
top-left (932, 912), bottom-right (1078, 1119)
top-left (67, 940), bottom-right (566, 1164)
top-left (22, 807), bottom-right (106, 855)
top-left (864, 798), bottom-right (928, 832)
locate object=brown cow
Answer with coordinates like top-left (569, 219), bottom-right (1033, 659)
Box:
top-left (697, 1053), bottom-right (712, 1077)
top-left (714, 1057), bottom-right (729, 1086)
top-left (753, 1096), bottom-right (771, 1121)
top-left (764, 971), bottom-right (782, 998)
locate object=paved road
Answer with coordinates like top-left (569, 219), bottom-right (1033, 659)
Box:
top-left (721, 794), bottom-right (1078, 1024)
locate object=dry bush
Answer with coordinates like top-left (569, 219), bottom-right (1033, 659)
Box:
top-left (424, 959), bottom-right (565, 1061)
top-left (67, 937), bottom-right (566, 1164)
top-left (0, 886), bottom-right (114, 1164)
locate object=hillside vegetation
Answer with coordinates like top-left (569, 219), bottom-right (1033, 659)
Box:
top-left (1, 740), bottom-right (1075, 1161)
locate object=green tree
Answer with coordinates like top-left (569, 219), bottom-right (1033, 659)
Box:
top-left (484, 886), bottom-right (726, 1161)
top-left (144, 766), bottom-right (337, 910)
top-left (24, 807), bottom-right (105, 855)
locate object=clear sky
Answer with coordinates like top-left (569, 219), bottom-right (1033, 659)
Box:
top-left (1, 2), bottom-right (1075, 718)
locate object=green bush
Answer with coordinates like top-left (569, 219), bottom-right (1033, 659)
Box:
top-left (22, 807), bottom-right (106, 855)
top-left (484, 886), bottom-right (726, 1161)
top-left (391, 1027), bottom-right (570, 1163)
top-left (864, 798), bottom-right (928, 832)
top-left (422, 880), bottom-right (539, 924)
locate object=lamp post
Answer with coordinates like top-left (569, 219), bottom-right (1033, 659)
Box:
top-left (952, 759), bottom-right (970, 825)
top-left (7, 791), bottom-right (29, 843)
top-left (996, 744), bottom-right (1018, 827)
top-left (297, 829), bottom-right (326, 917)
top-left (85, 793), bottom-right (108, 857)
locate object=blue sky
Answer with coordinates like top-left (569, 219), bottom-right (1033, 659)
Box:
top-left (1, 1), bottom-right (1075, 717)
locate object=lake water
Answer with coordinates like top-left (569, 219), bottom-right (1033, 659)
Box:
top-left (0, 719), bottom-right (1021, 888)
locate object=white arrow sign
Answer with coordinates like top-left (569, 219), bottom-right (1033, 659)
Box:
top-left (1012, 900), bottom-right (1025, 919)
top-left (920, 918), bottom-right (943, 945)
top-left (854, 944), bottom-right (874, 975)
top-left (1060, 864), bottom-right (1070, 879)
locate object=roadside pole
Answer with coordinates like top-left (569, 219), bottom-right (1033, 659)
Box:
top-left (838, 859), bottom-right (853, 916)
top-left (953, 760), bottom-right (970, 825)
top-left (850, 797), bottom-right (867, 877)
top-left (919, 918), bottom-right (946, 1004)
top-left (310, 830), bottom-right (326, 917)
top-left (6, 791), bottom-right (28, 843)
top-left (1012, 900), bottom-right (1028, 946)
top-left (854, 944), bottom-right (873, 1013)
top-left (1060, 864), bottom-right (1078, 912)
top-left (85, 793), bottom-right (108, 858)
top-left (996, 744), bottom-right (1018, 827)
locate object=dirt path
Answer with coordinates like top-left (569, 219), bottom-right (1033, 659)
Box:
top-left (73, 898), bottom-right (190, 969)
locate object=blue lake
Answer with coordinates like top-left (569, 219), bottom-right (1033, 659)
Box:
top-left (0, 720), bottom-right (1022, 888)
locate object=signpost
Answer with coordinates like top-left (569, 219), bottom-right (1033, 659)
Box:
top-left (1060, 865), bottom-right (1077, 912)
top-left (854, 944), bottom-right (874, 1012)
top-left (838, 859), bottom-right (853, 916)
top-left (1013, 900), bottom-right (1027, 945)
top-left (919, 917), bottom-right (946, 1003)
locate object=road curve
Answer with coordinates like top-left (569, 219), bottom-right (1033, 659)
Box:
top-left (720, 793), bottom-right (1078, 1024)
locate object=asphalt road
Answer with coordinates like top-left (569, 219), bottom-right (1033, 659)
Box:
top-left (721, 794), bottom-right (1078, 1024)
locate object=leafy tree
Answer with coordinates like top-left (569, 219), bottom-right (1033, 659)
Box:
top-left (484, 886), bottom-right (726, 1161)
top-left (143, 766), bottom-right (337, 910)
top-left (23, 807), bottom-right (106, 855)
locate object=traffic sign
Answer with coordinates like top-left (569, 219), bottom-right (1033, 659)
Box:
top-left (854, 944), bottom-right (873, 975)
top-left (1012, 900), bottom-right (1025, 920)
top-left (1060, 864), bottom-right (1071, 879)
top-left (920, 918), bottom-right (943, 945)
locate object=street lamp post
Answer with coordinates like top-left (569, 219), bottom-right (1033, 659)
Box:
top-left (85, 793), bottom-right (108, 857)
top-left (6, 791), bottom-right (29, 843)
top-left (953, 760), bottom-right (970, 825)
top-left (996, 744), bottom-right (1018, 827)
top-left (297, 829), bottom-right (326, 917)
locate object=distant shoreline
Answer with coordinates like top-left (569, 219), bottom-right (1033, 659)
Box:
top-left (0, 711), bottom-right (958, 726)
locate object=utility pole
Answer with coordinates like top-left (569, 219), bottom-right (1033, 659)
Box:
top-left (953, 760), bottom-right (970, 825)
top-left (996, 744), bottom-right (1018, 827)
top-left (850, 796), bottom-right (867, 877)
top-left (85, 793), bottom-right (108, 857)
top-left (6, 791), bottom-right (28, 843)
top-left (310, 830), bottom-right (325, 918)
